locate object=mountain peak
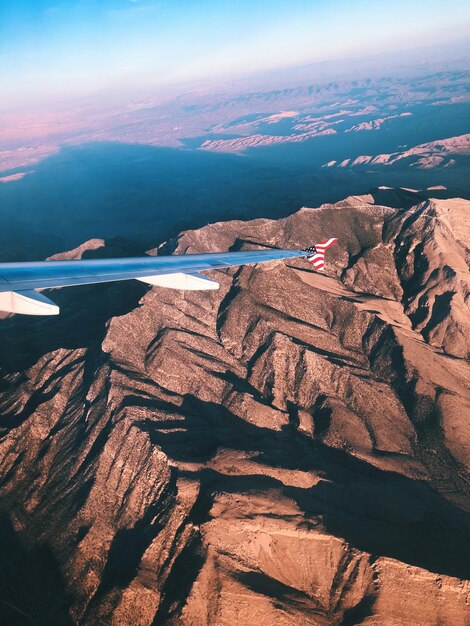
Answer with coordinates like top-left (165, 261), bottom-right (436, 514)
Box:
top-left (0, 191), bottom-right (469, 624)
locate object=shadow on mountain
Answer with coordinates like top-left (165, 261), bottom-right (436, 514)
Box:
top-left (0, 142), bottom-right (331, 261)
top-left (1, 140), bottom-right (468, 263)
top-left (0, 241), bottom-right (149, 373)
top-left (135, 395), bottom-right (470, 580)
top-left (0, 515), bottom-right (73, 626)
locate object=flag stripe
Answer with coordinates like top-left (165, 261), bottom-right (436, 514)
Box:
top-left (316, 238), bottom-right (337, 249)
top-left (305, 238), bottom-right (336, 272)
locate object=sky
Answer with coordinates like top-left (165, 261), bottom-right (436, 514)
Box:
top-left (1, 0), bottom-right (470, 110)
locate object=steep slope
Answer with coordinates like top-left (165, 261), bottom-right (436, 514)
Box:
top-left (0, 190), bottom-right (469, 625)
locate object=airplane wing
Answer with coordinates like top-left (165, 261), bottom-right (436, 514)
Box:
top-left (0, 240), bottom-right (337, 315)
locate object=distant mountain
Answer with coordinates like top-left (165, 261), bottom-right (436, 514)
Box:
top-left (1, 69), bottom-right (469, 172)
top-left (324, 133), bottom-right (470, 169)
top-left (1, 188), bottom-right (469, 625)
top-left (345, 111), bottom-right (412, 132)
top-left (201, 126), bottom-right (337, 151)
top-left (1, 67), bottom-right (469, 266)
top-left (200, 111), bottom-right (418, 152)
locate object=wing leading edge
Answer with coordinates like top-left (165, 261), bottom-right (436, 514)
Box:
top-left (0, 242), bottom-right (337, 315)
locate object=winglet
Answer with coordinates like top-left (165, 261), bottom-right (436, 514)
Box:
top-left (303, 238), bottom-right (338, 271)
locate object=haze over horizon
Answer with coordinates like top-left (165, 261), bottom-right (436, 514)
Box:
top-left (2, 0), bottom-right (470, 110)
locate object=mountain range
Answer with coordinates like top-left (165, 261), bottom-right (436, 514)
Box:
top-left (0, 187), bottom-right (469, 625)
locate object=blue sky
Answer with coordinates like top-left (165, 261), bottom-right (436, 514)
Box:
top-left (1, 0), bottom-right (470, 109)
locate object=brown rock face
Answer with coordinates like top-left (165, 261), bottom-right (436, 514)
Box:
top-left (0, 189), bottom-right (469, 625)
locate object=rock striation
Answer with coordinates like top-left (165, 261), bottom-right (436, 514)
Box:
top-left (0, 188), bottom-right (469, 625)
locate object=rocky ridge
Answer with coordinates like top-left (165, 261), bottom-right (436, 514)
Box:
top-left (324, 133), bottom-right (470, 169)
top-left (0, 188), bottom-right (469, 625)
top-left (201, 127), bottom-right (337, 152)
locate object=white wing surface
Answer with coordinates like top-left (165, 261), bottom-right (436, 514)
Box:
top-left (0, 248), bottom-right (305, 315)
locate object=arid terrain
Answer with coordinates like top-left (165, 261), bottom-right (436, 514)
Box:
top-left (1, 68), bottom-right (469, 173)
top-left (0, 187), bottom-right (469, 625)
top-left (1, 64), bottom-right (469, 265)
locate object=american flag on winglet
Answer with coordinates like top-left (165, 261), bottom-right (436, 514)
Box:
top-left (303, 238), bottom-right (338, 270)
